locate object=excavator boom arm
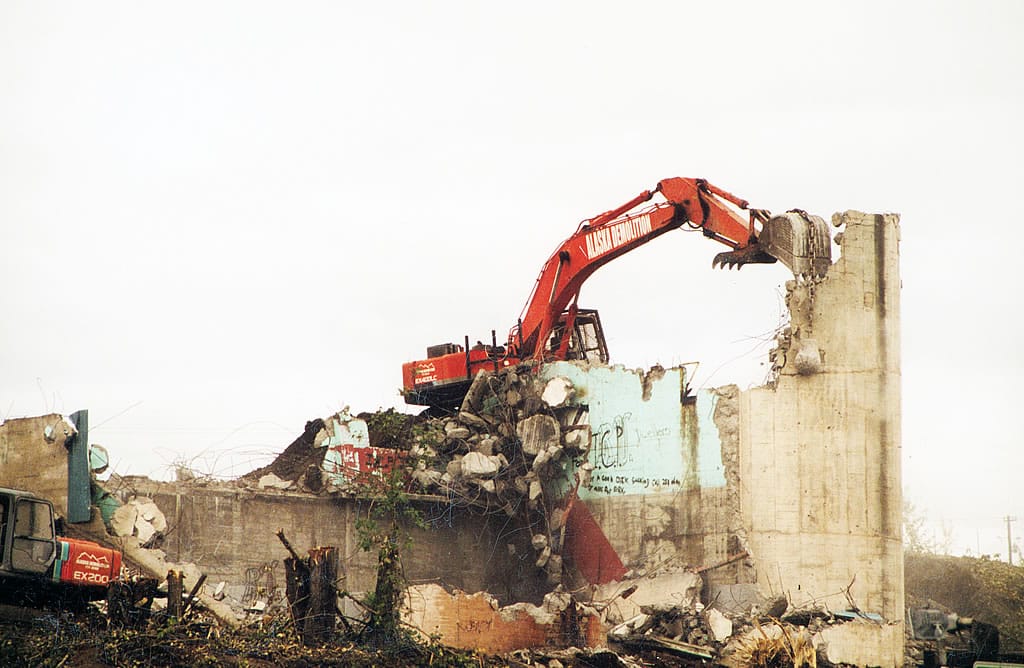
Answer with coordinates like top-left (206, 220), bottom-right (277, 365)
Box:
top-left (511, 177), bottom-right (767, 359)
top-left (401, 175), bottom-right (831, 410)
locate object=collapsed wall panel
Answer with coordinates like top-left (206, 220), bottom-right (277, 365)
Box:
top-left (0, 413), bottom-right (78, 516)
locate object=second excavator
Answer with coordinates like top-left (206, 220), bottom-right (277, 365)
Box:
top-left (402, 177), bottom-right (831, 411)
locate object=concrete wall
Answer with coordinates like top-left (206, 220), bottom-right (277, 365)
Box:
top-left (537, 363), bottom-right (734, 579)
top-left (110, 477), bottom-right (547, 608)
top-left (737, 211), bottom-right (903, 620)
top-left (0, 413), bottom-right (75, 513)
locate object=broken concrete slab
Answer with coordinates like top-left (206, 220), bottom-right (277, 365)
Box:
top-left (402, 584), bottom-right (603, 653)
top-left (707, 582), bottom-right (764, 615)
top-left (706, 607), bottom-right (733, 642)
top-left (457, 410), bottom-right (490, 430)
top-left (110, 504), bottom-right (138, 538)
top-left (115, 535), bottom-right (240, 628)
top-left (541, 377), bottom-right (574, 407)
top-left (258, 473), bottom-right (294, 490)
top-left (444, 422), bottom-right (471, 440)
top-left (593, 571), bottom-right (703, 625)
top-left (460, 451), bottom-right (507, 478)
top-left (516, 414), bottom-right (560, 457)
top-left (135, 498), bottom-right (168, 533)
top-left (109, 496), bottom-right (169, 546)
top-left (813, 618), bottom-right (904, 667)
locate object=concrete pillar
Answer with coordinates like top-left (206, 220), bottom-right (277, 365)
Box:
top-left (737, 211), bottom-right (902, 664)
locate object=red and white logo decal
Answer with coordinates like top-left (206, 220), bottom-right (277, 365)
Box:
top-left (75, 552), bottom-right (110, 571)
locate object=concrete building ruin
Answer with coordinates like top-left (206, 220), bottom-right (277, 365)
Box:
top-left (0, 210), bottom-right (902, 665)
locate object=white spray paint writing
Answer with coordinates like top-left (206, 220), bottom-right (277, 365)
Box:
top-left (584, 213), bottom-right (653, 260)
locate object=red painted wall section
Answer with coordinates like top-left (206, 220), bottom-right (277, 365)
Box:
top-left (563, 502), bottom-right (626, 584)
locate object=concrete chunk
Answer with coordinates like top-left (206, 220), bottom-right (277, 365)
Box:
top-left (541, 377), bottom-right (574, 407)
top-left (111, 504), bottom-right (138, 537)
top-left (505, 388), bottom-right (522, 407)
top-left (595, 572), bottom-right (703, 624)
top-left (563, 425), bottom-right (591, 452)
top-left (517, 414), bottom-right (561, 456)
top-left (135, 499), bottom-right (167, 533)
top-left (258, 473), bottom-right (294, 490)
top-left (793, 338), bottom-right (822, 375)
top-left (444, 425), bottom-right (471, 440)
top-left (135, 518), bottom-right (156, 544)
top-left (461, 451), bottom-right (502, 477)
top-left (707, 608), bottom-right (733, 641)
top-left (458, 410), bottom-right (489, 430)
top-left (476, 437), bottom-right (497, 456)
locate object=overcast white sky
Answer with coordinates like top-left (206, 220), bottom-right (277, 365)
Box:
top-left (2, 2), bottom-right (1022, 558)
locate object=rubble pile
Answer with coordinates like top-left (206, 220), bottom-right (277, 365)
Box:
top-left (242, 417), bottom-right (327, 490)
top-left (605, 598), bottom-right (874, 667)
top-left (403, 366), bottom-right (592, 587)
top-left (258, 367), bottom-right (663, 567)
top-left (233, 363), bottom-right (593, 593)
top-left (109, 495), bottom-right (168, 547)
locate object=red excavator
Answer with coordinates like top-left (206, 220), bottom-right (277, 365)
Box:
top-left (0, 487), bottom-right (122, 605)
top-left (401, 177), bottom-right (831, 410)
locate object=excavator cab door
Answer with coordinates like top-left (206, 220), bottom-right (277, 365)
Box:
top-left (9, 497), bottom-right (56, 575)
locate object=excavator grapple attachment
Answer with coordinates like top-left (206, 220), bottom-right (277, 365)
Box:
top-left (711, 244), bottom-right (779, 271)
top-left (711, 210), bottom-right (831, 277)
top-left (759, 211), bottom-right (832, 278)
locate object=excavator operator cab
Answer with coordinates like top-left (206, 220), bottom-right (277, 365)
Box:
top-left (547, 308), bottom-right (609, 365)
top-left (0, 488), bottom-right (57, 577)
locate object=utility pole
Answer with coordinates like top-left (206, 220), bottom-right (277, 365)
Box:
top-left (1005, 516), bottom-right (1017, 566)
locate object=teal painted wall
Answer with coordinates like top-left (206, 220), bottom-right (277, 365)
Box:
top-left (540, 363), bottom-right (725, 501)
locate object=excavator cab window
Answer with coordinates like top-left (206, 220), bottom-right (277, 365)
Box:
top-left (10, 498), bottom-right (55, 574)
top-left (570, 310), bottom-right (609, 364)
top-left (549, 309), bottom-right (609, 365)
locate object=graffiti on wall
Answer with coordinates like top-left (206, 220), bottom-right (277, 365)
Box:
top-left (585, 410), bottom-right (684, 497)
top-left (319, 409), bottom-right (405, 485)
top-left (586, 412), bottom-right (683, 494)
top-left (540, 362), bottom-right (721, 500)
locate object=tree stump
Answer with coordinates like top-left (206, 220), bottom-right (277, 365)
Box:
top-left (282, 545), bottom-right (338, 646)
top-left (107, 578), bottom-right (159, 627)
top-left (307, 547), bottom-right (338, 644)
top-left (167, 570), bottom-right (183, 620)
